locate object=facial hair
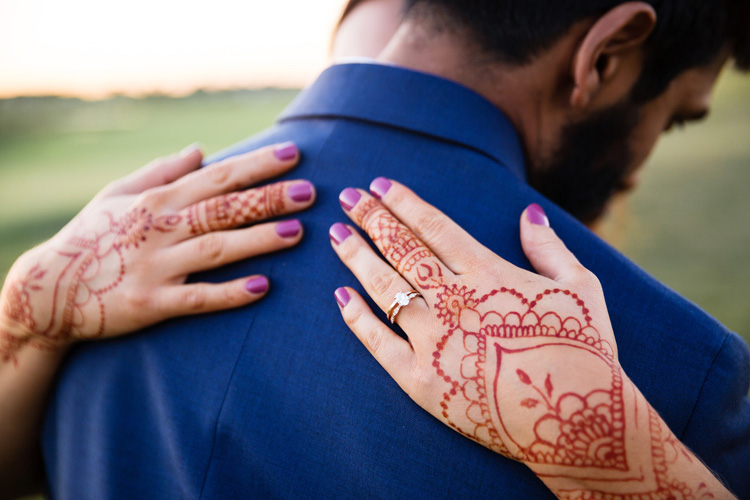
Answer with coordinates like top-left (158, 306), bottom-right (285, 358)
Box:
top-left (528, 100), bottom-right (640, 226)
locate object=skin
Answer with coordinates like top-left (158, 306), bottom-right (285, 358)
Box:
top-left (0, 143), bottom-right (316, 498)
top-left (347, 1), bottom-right (722, 220)
top-left (0, 1), bottom-right (739, 498)
top-left (331, 179), bottom-right (735, 499)
top-left (331, 0), bottom-right (404, 60)
top-left (329, 1), bottom-right (738, 496)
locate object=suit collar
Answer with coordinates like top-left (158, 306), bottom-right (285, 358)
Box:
top-left (278, 63), bottom-right (527, 181)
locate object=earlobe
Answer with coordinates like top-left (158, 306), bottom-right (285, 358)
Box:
top-left (570, 70), bottom-right (600, 109)
top-left (569, 2), bottom-right (657, 109)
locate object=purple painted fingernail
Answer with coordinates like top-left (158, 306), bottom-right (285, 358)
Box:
top-left (273, 141), bottom-right (298, 161)
top-left (335, 287), bottom-right (351, 308)
top-left (288, 181), bottom-right (313, 202)
top-left (527, 203), bottom-right (550, 227)
top-left (245, 276), bottom-right (269, 294)
top-left (339, 188), bottom-right (361, 211)
top-left (370, 177), bottom-right (392, 200)
top-left (276, 219), bottom-right (301, 238)
top-left (329, 223), bottom-right (352, 245)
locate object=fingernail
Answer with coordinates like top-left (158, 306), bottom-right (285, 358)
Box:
top-left (527, 203), bottom-right (550, 227)
top-left (180, 142), bottom-right (202, 156)
top-left (329, 223), bottom-right (352, 245)
top-left (276, 219), bottom-right (301, 238)
top-left (335, 287), bottom-right (351, 308)
top-left (288, 181), bottom-right (313, 202)
top-left (339, 188), bottom-right (361, 211)
top-left (273, 141), bottom-right (298, 161)
top-left (370, 177), bottom-right (392, 200)
top-left (245, 276), bottom-right (269, 294)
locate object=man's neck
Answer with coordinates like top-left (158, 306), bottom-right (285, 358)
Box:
top-left (376, 20), bottom-right (569, 172)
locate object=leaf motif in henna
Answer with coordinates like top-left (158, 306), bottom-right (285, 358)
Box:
top-left (152, 214), bottom-right (182, 232)
top-left (517, 369), bottom-right (532, 385)
top-left (545, 373), bottom-right (554, 398)
top-left (521, 399), bottom-right (540, 409)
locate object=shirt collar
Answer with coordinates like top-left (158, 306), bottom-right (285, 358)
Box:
top-left (278, 63), bottom-right (527, 181)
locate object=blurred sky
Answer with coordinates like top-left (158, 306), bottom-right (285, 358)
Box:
top-left (0, 0), bottom-right (349, 98)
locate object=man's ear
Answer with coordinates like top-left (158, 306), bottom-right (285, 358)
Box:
top-left (570, 2), bottom-right (656, 108)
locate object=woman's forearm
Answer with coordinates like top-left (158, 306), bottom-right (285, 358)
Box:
top-left (330, 181), bottom-right (736, 500)
top-left (529, 374), bottom-right (733, 499)
top-left (0, 142), bottom-right (312, 497)
top-left (0, 317), bottom-right (68, 499)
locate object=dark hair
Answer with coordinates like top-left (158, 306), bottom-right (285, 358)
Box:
top-left (340, 0), bottom-right (750, 103)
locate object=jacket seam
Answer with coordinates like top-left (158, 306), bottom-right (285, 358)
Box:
top-left (196, 121), bottom-right (340, 498)
top-left (197, 316), bottom-right (256, 499)
top-left (679, 331), bottom-right (732, 440)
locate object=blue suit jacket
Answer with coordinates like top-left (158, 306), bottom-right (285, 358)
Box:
top-left (43, 64), bottom-right (750, 499)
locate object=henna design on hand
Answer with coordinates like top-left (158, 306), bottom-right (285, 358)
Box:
top-left (0, 206), bottom-right (180, 363)
top-left (110, 208), bottom-right (182, 250)
top-left (186, 183), bottom-right (287, 235)
top-left (1, 266), bottom-right (46, 364)
top-left (1, 179), bottom-right (295, 365)
top-left (351, 199), bottom-right (434, 274)
top-left (430, 282), bottom-right (714, 499)
top-left (4, 265), bottom-right (44, 332)
top-left (342, 200), bottom-right (725, 499)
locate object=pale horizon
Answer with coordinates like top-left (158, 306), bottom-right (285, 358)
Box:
top-left (0, 0), bottom-right (349, 99)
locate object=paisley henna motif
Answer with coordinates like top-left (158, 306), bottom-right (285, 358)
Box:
top-left (347, 200), bottom-right (724, 498)
top-left (430, 282), bottom-right (712, 498)
top-left (354, 205), bottom-right (718, 498)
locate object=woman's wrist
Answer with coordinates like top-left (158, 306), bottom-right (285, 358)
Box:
top-left (523, 371), bottom-right (733, 499)
top-left (0, 263), bottom-right (72, 366)
top-left (0, 313), bottom-right (69, 367)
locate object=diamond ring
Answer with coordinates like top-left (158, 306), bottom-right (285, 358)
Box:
top-left (387, 290), bottom-right (423, 324)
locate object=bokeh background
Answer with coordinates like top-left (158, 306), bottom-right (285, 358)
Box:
top-left (1, 0), bottom-right (749, 356)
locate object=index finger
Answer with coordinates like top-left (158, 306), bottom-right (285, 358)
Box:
top-left (338, 187), bottom-right (453, 295)
top-left (368, 178), bottom-right (498, 275)
top-left (158, 142), bottom-right (300, 210)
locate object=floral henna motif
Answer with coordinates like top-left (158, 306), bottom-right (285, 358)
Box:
top-left (430, 283), bottom-right (714, 498)
top-left (186, 183), bottom-right (287, 235)
top-left (3, 265), bottom-right (45, 332)
top-left (110, 208), bottom-right (181, 249)
top-left (1, 266), bottom-right (47, 363)
top-left (513, 367), bottom-right (625, 468)
top-left (434, 284), bottom-right (478, 327)
top-left (1, 206), bottom-right (178, 363)
top-left (2, 181), bottom-right (292, 363)
top-left (346, 199), bottom-right (720, 498)
top-left (558, 408), bottom-right (716, 499)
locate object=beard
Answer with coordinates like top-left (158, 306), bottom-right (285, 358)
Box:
top-left (528, 100), bottom-right (641, 226)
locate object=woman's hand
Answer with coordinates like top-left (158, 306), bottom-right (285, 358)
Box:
top-left (0, 142), bottom-right (314, 499)
top-left (330, 178), bottom-right (733, 499)
top-left (0, 142), bottom-right (314, 363)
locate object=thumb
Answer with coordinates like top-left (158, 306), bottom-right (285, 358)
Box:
top-left (519, 204), bottom-right (587, 285)
top-left (104, 144), bottom-right (204, 197)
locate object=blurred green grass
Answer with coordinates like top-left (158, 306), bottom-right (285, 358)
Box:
top-left (599, 70), bottom-right (750, 343)
top-left (1, 73), bottom-right (749, 350)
